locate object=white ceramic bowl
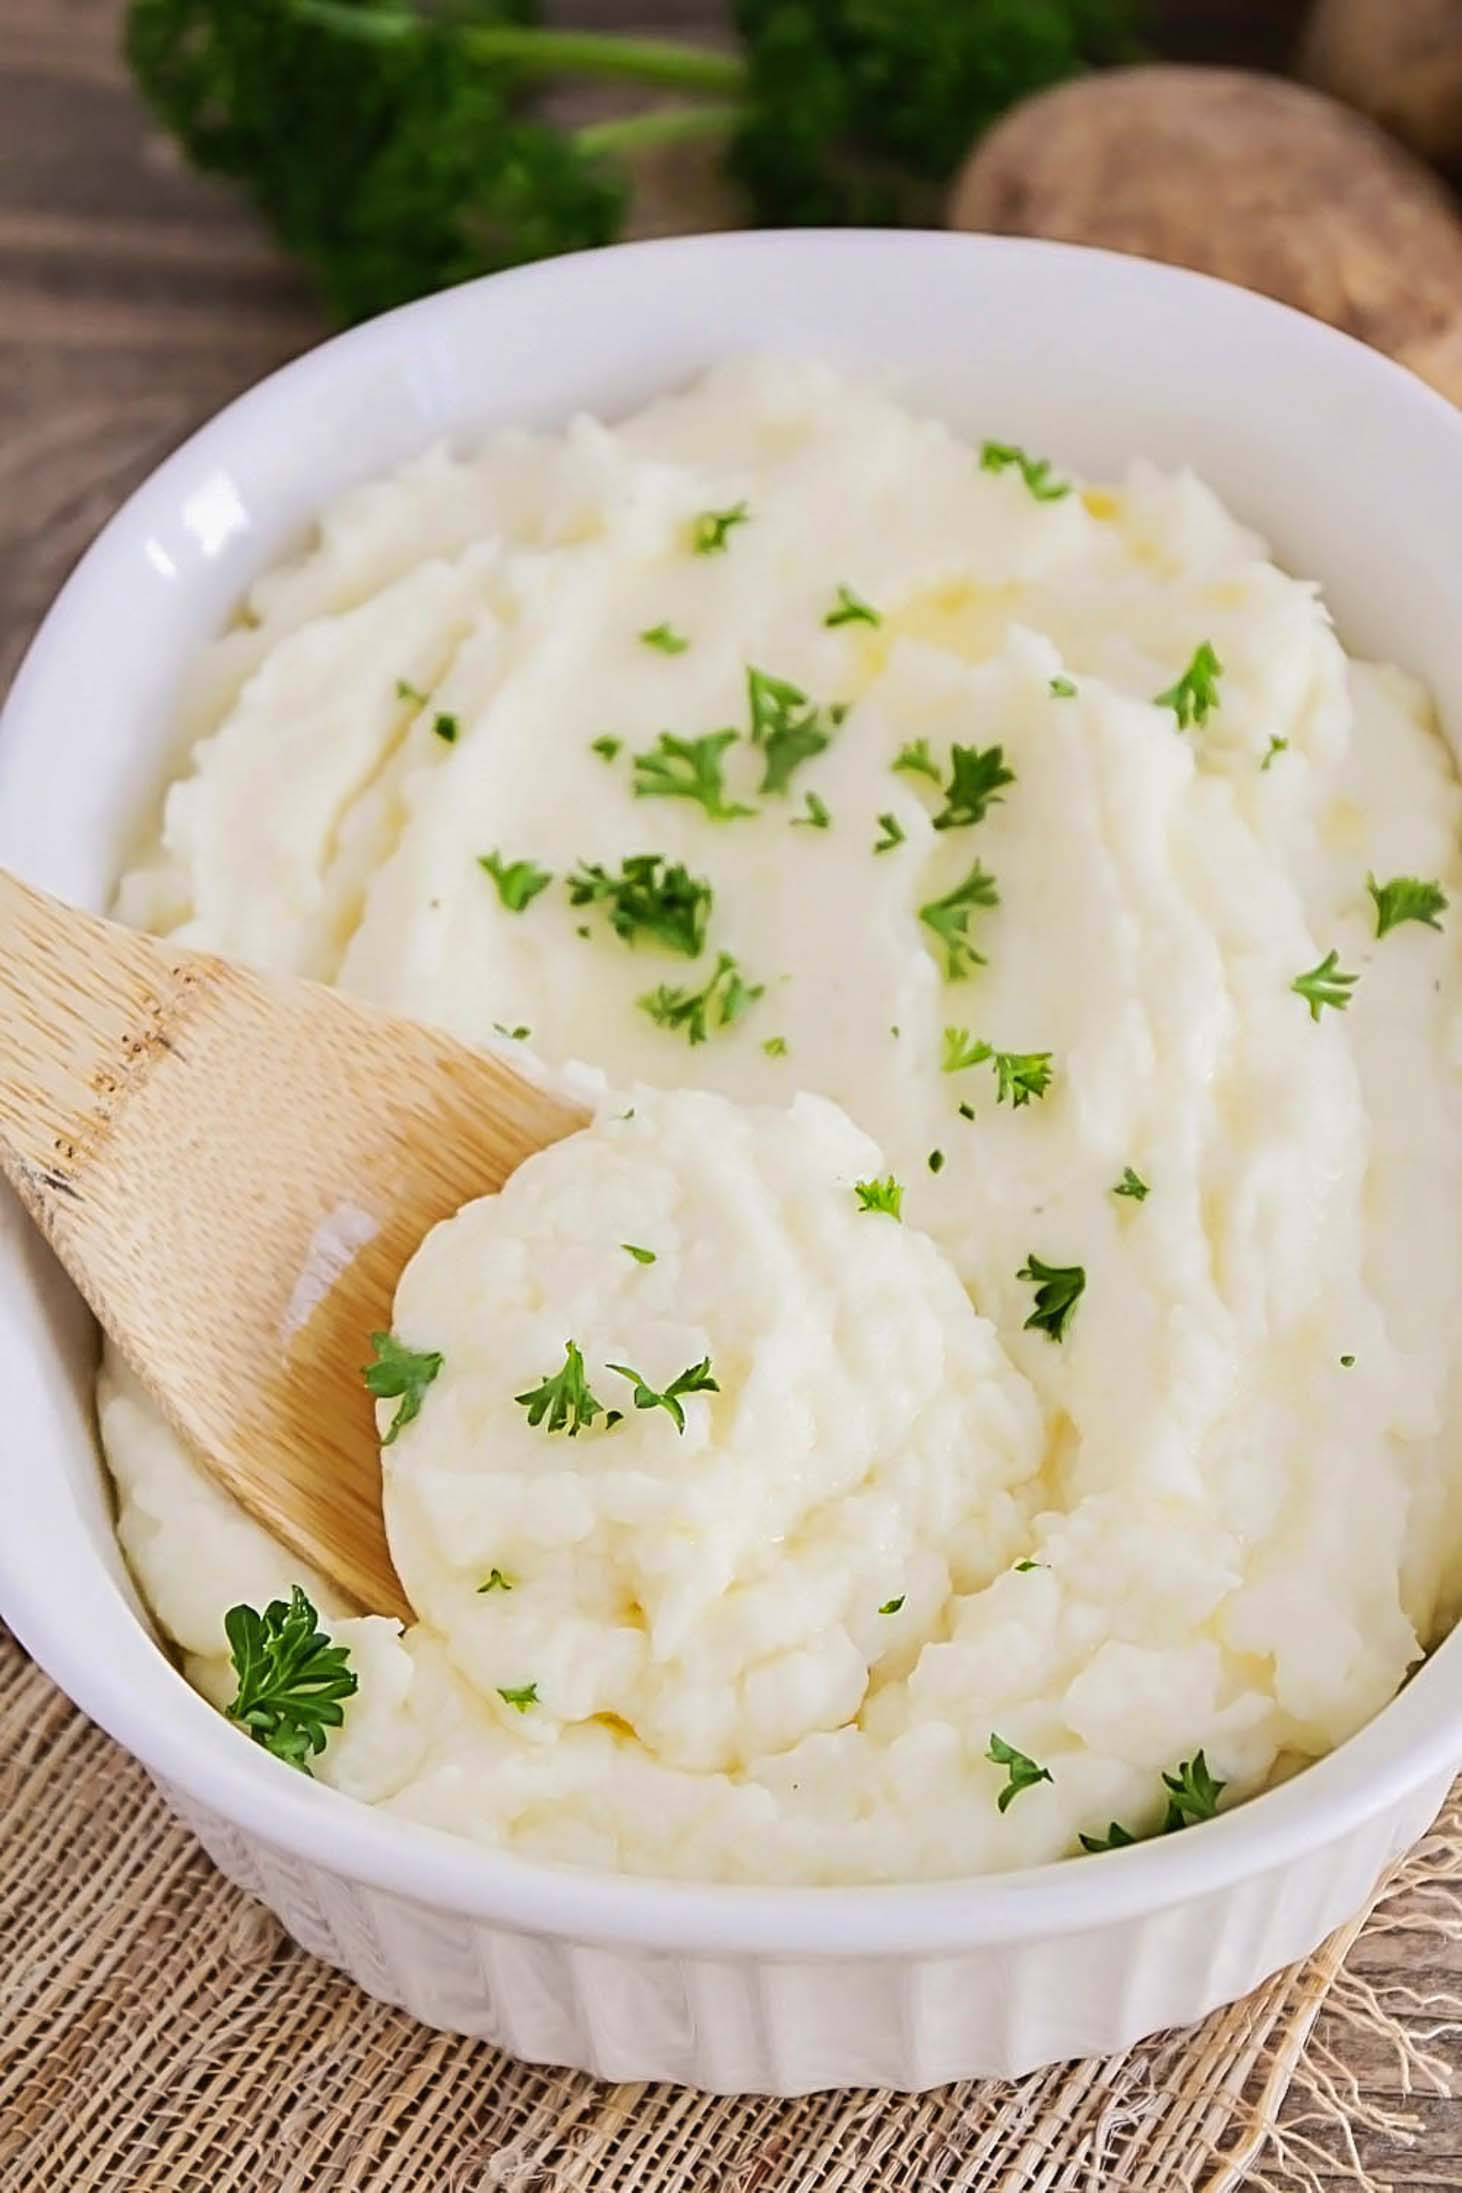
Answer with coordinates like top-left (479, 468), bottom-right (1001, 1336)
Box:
top-left (4, 232), bottom-right (1462, 2096)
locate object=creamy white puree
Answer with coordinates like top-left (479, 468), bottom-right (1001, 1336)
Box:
top-left (102, 356), bottom-right (1462, 1881)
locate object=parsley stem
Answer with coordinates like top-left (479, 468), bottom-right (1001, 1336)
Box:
top-left (295, 4), bottom-right (749, 94)
top-left (575, 105), bottom-right (747, 159)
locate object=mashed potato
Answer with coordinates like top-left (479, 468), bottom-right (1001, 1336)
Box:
top-left (101, 356), bottom-right (1462, 1881)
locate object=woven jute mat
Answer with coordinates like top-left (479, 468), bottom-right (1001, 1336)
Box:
top-left (2, 1629), bottom-right (1458, 2193)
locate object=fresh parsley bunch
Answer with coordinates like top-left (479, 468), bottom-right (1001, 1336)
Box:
top-left (125, 0), bottom-right (1143, 324)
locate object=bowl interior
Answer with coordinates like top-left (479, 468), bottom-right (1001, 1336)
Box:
top-left (5, 230), bottom-right (1462, 1950)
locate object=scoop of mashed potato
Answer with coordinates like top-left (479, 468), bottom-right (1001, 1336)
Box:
top-left (101, 354), bottom-right (1462, 1881)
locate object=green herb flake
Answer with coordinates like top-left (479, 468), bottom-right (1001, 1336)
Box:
top-left (514, 1339), bottom-right (606, 1438)
top-left (928, 1148), bottom-right (945, 1174)
top-left (792, 790), bottom-right (832, 829)
top-left (606, 1355), bottom-right (719, 1434)
top-left (1014, 1559), bottom-right (1044, 1572)
top-left (873, 810), bottom-right (906, 854)
top-left (958, 1100), bottom-right (976, 1122)
top-left (493, 1022), bottom-right (531, 1042)
top-left (640, 622), bottom-right (689, 654)
top-left (1162, 1750), bottom-right (1226, 1831)
top-left (1368, 873), bottom-right (1448, 938)
top-left (1113, 1166), bottom-right (1149, 1202)
top-left (1292, 949), bottom-right (1359, 1021)
top-left (1261, 735), bottom-right (1288, 771)
top-left (395, 677), bottom-right (429, 706)
top-left (1017, 1255), bottom-right (1086, 1343)
top-left (362, 1331), bottom-right (444, 1445)
top-left (986, 1730), bottom-right (1054, 1811)
top-left (892, 738), bottom-right (941, 784)
top-left (224, 1586), bottom-right (357, 1774)
top-left (825, 582), bottom-right (881, 629)
top-left (1154, 641), bottom-right (1223, 729)
top-left (639, 951), bottom-right (763, 1045)
top-left (1050, 676), bottom-right (1077, 698)
top-left (980, 441), bottom-right (1070, 502)
top-left (919, 862), bottom-right (999, 979)
top-left (590, 735), bottom-right (622, 763)
top-left (479, 849), bottom-right (552, 913)
top-left (497, 1683), bottom-right (539, 1713)
top-left (746, 666), bottom-right (834, 796)
top-left (933, 743), bottom-right (1014, 832)
top-left (762, 1035), bottom-right (789, 1057)
top-left (568, 853), bottom-right (712, 958)
top-left (632, 730), bottom-right (755, 821)
top-left (854, 1175), bottom-right (904, 1219)
top-left (1079, 1820), bottom-right (1136, 1853)
top-left (477, 1568), bottom-right (515, 1594)
top-left (941, 1028), bottom-right (1050, 1105)
top-left (878, 1595), bottom-right (906, 1615)
top-left (622, 1243), bottom-right (657, 1265)
top-left (432, 711), bottom-right (459, 744)
top-left (691, 501), bottom-right (749, 555)
top-left (1340, 1353), bottom-right (1356, 1368)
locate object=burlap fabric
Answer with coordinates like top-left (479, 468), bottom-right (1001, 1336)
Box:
top-left (2, 1627), bottom-right (1458, 2191)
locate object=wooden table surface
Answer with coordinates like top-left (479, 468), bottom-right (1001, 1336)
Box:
top-left (2, 1), bottom-right (1459, 2184)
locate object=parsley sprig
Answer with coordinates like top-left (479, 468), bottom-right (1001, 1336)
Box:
top-left (980, 441), bottom-right (1070, 501)
top-left (515, 1339), bottom-right (609, 1437)
top-left (933, 742), bottom-right (1014, 831)
top-left (1017, 1255), bottom-right (1085, 1342)
top-left (479, 849), bottom-right (552, 913)
top-left (639, 951), bottom-right (763, 1043)
top-left (1154, 641), bottom-right (1223, 729)
top-left (1113, 1166), bottom-right (1149, 1202)
top-left (362, 1331), bottom-right (444, 1444)
top-left (919, 862), bottom-right (999, 978)
top-left (941, 1029), bottom-right (1052, 1106)
top-left (1162, 1750), bottom-right (1226, 1830)
top-left (854, 1175), bottom-right (904, 1218)
top-left (746, 666), bottom-right (835, 795)
top-left (893, 738), bottom-right (941, 784)
top-left (986, 1730), bottom-right (1053, 1810)
top-left (633, 730), bottom-right (754, 820)
top-left (224, 1586), bottom-right (357, 1774)
top-left (1368, 872), bottom-right (1448, 937)
top-left (825, 582), bottom-right (881, 628)
top-left (1292, 949), bottom-right (1358, 1020)
top-left (568, 853), bottom-right (712, 957)
top-left (606, 1354), bottom-right (719, 1433)
top-left (691, 502), bottom-right (749, 555)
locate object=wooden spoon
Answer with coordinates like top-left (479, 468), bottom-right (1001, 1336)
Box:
top-left (0, 868), bottom-right (587, 1620)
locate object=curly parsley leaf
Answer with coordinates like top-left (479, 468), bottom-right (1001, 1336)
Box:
top-left (824, 582), bottom-right (881, 628)
top-left (854, 1175), bottom-right (903, 1219)
top-left (1368, 872), bottom-right (1448, 938)
top-left (606, 1354), bottom-right (719, 1433)
top-left (691, 501), bottom-right (749, 555)
top-left (1154, 641), bottom-right (1223, 729)
top-left (568, 853), bottom-right (712, 957)
top-left (497, 1682), bottom-right (539, 1712)
top-left (633, 730), bottom-right (755, 820)
top-left (1079, 1820), bottom-right (1135, 1853)
top-left (639, 950), bottom-right (763, 1044)
top-left (873, 810), bottom-right (906, 854)
top-left (934, 743), bottom-right (1015, 831)
top-left (514, 1339), bottom-right (607, 1437)
top-left (1292, 948), bottom-right (1358, 1021)
top-left (590, 734), bottom-right (622, 763)
top-left (1162, 1750), bottom-right (1226, 1830)
top-left (919, 861), bottom-right (999, 978)
top-left (986, 1730), bottom-right (1053, 1811)
top-left (892, 738), bottom-right (941, 784)
top-left (980, 441), bottom-right (1070, 501)
top-left (1017, 1254), bottom-right (1085, 1343)
top-left (224, 1586), bottom-right (357, 1773)
top-left (746, 666), bottom-right (835, 795)
top-left (479, 849), bottom-right (552, 913)
top-left (1113, 1166), bottom-right (1149, 1202)
top-left (362, 1330), bottom-right (444, 1445)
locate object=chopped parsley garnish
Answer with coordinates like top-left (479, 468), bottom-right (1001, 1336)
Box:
top-left (878, 1595), bottom-right (906, 1615)
top-left (980, 441), bottom-right (1070, 502)
top-left (792, 790), bottom-right (832, 829)
top-left (432, 711), bottom-right (459, 744)
top-left (892, 738), bottom-right (941, 784)
top-left (640, 622), bottom-right (689, 654)
top-left (928, 1149), bottom-right (945, 1174)
top-left (1162, 1750), bottom-right (1226, 1830)
top-left (395, 677), bottom-right (429, 705)
top-left (632, 730), bottom-right (754, 820)
top-left (493, 1022), bottom-right (531, 1041)
top-left (477, 1568), bottom-right (515, 1593)
top-left (567, 854), bottom-right (712, 957)
top-left (1113, 1166), bottom-right (1149, 1202)
top-left (1050, 676), bottom-right (1077, 698)
top-left (639, 951), bottom-right (763, 1044)
top-left (942, 1026), bottom-right (986, 1072)
top-left (497, 1683), bottom-right (539, 1712)
top-left (622, 1242), bottom-right (656, 1264)
top-left (854, 1175), bottom-right (904, 1219)
top-left (825, 582), bottom-right (881, 628)
top-left (606, 1355), bottom-right (719, 1434)
top-left (514, 1339), bottom-right (607, 1437)
top-left (873, 810), bottom-right (906, 854)
top-left (1292, 949), bottom-right (1358, 1020)
top-left (933, 743), bottom-right (1014, 832)
top-left (958, 1100), bottom-right (976, 1122)
top-left (1154, 641), bottom-right (1223, 729)
top-left (941, 1030), bottom-right (1050, 1105)
top-left (224, 1586), bottom-right (357, 1774)
top-left (1017, 1255), bottom-right (1085, 1343)
top-left (762, 1035), bottom-right (789, 1057)
top-left (986, 1731), bottom-right (1053, 1810)
top-left (1079, 1820), bottom-right (1135, 1853)
top-left (479, 849), bottom-right (552, 913)
top-left (1368, 873), bottom-right (1448, 937)
top-left (590, 734), bottom-right (622, 762)
top-left (1014, 1559), bottom-right (1044, 1572)
top-left (1261, 735), bottom-right (1288, 770)
top-left (691, 501), bottom-right (749, 555)
top-left (1340, 1353), bottom-right (1356, 1368)
top-left (362, 1331), bottom-right (443, 1445)
top-left (919, 862), bottom-right (999, 978)
top-left (746, 667), bottom-right (834, 795)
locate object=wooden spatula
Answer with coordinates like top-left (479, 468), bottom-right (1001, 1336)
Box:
top-left (0, 867), bottom-right (588, 1621)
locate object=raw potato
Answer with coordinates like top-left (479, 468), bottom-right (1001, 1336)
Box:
top-left (1302, 0), bottom-right (1462, 171)
top-left (950, 66), bottom-right (1462, 404)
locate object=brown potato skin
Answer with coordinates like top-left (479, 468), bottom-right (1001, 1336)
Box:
top-left (949, 66), bottom-right (1462, 403)
top-left (1301, 0), bottom-right (1462, 171)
